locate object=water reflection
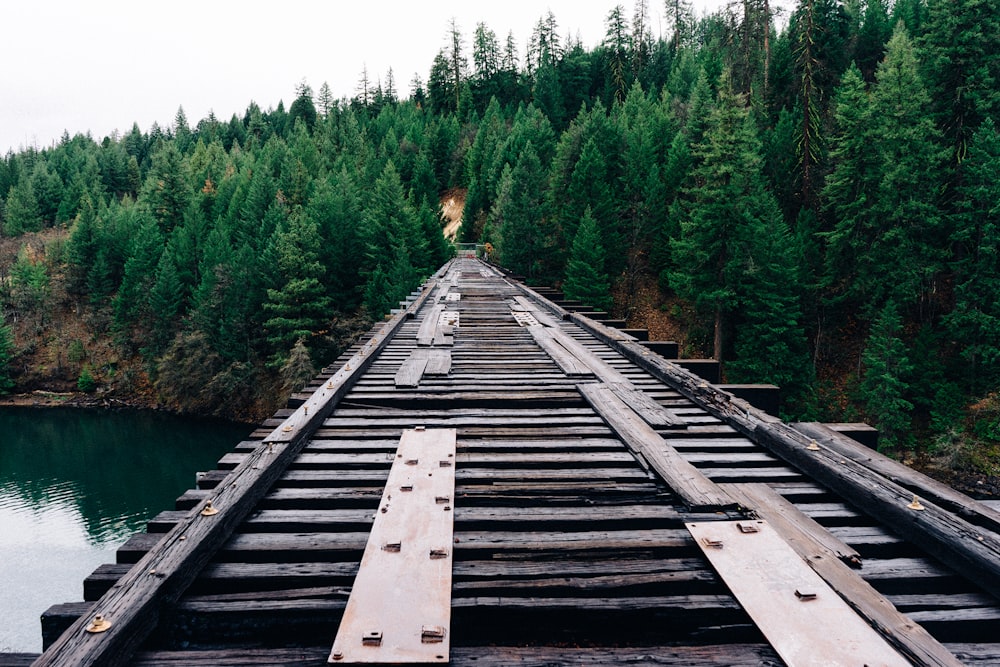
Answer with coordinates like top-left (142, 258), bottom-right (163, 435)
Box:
top-left (0, 407), bottom-right (248, 653)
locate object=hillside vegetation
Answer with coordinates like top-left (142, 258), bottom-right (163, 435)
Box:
top-left (1, 0), bottom-right (999, 475)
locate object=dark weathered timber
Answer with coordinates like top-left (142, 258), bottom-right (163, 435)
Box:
top-left (722, 483), bottom-right (964, 667)
top-left (752, 422), bottom-right (1000, 602)
top-left (37, 258), bottom-right (1000, 666)
top-left (578, 383), bottom-right (736, 511)
top-left (794, 422), bottom-right (1000, 534)
top-left (32, 266), bottom-right (447, 667)
top-left (525, 326), bottom-right (593, 376)
top-left (539, 282), bottom-right (1000, 604)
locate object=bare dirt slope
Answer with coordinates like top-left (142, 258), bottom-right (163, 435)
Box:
top-left (441, 188), bottom-right (465, 241)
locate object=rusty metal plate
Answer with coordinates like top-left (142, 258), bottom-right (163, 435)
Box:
top-left (511, 310), bottom-right (539, 327)
top-left (330, 428), bottom-right (457, 664)
top-left (686, 520), bottom-right (910, 667)
top-left (438, 311), bottom-right (460, 327)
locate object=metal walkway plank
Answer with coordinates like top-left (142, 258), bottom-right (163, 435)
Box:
top-left (686, 520), bottom-right (911, 667)
top-left (329, 428), bottom-right (457, 664)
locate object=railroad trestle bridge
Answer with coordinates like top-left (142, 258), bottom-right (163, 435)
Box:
top-left (18, 257), bottom-right (1000, 666)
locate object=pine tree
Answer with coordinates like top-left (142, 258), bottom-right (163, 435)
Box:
top-left (0, 316), bottom-right (15, 395)
top-left (141, 143), bottom-right (190, 234)
top-left (866, 24), bottom-right (945, 315)
top-left (860, 302), bottom-right (914, 450)
top-left (563, 208), bottom-right (613, 311)
top-left (947, 118), bottom-right (1000, 392)
top-left (919, 0), bottom-right (1000, 163)
top-left (147, 250), bottom-right (185, 359)
top-left (670, 86), bottom-right (776, 360)
top-left (492, 143), bottom-right (549, 279)
top-left (3, 178), bottom-right (42, 235)
top-left (263, 212), bottom-right (332, 363)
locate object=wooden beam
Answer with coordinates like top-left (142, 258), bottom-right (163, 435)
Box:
top-left (32, 271), bottom-right (445, 667)
top-left (722, 483), bottom-right (964, 667)
top-left (526, 326), bottom-right (593, 377)
top-left (794, 422), bottom-right (1000, 536)
top-left (752, 422), bottom-right (1000, 602)
top-left (515, 278), bottom-right (1000, 605)
top-left (578, 383), bottom-right (736, 511)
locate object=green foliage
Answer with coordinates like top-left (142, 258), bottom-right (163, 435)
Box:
top-left (860, 303), bottom-right (914, 449)
top-left (1, 4), bottom-right (997, 457)
top-left (563, 208), bottom-right (613, 311)
top-left (4, 178), bottom-right (42, 235)
top-left (77, 365), bottom-right (98, 393)
top-left (0, 317), bottom-right (15, 395)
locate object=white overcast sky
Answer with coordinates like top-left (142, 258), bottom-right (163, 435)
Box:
top-left (0, 0), bottom-right (732, 155)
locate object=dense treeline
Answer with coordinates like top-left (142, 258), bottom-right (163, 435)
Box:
top-left (1, 0), bottom-right (999, 466)
top-left (0, 87), bottom-right (454, 417)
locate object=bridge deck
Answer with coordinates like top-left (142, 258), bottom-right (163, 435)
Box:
top-left (31, 258), bottom-right (1000, 665)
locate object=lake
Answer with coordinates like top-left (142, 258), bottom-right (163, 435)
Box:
top-left (0, 406), bottom-right (249, 653)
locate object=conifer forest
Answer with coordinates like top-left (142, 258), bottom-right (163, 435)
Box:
top-left (1, 0), bottom-right (999, 474)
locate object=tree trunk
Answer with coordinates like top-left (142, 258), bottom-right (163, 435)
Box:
top-left (714, 307), bottom-right (723, 361)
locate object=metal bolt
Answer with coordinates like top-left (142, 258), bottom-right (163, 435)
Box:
top-left (806, 439), bottom-right (821, 451)
top-left (907, 495), bottom-right (925, 511)
top-left (200, 500), bottom-right (219, 517)
top-left (86, 614), bottom-right (112, 634)
top-left (421, 625), bottom-right (446, 643)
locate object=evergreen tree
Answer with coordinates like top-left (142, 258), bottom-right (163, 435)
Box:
top-left (288, 81), bottom-right (318, 131)
top-left (141, 143), bottom-right (190, 234)
top-left (860, 302), bottom-right (914, 449)
top-left (492, 143), bottom-right (548, 279)
top-left (947, 118), bottom-right (1000, 392)
top-left (263, 209), bottom-right (332, 363)
top-left (563, 208), bottom-right (613, 311)
top-left (670, 86), bottom-right (777, 360)
top-left (147, 249), bottom-right (185, 359)
top-left (0, 316), bottom-right (15, 395)
top-left (919, 0), bottom-right (1000, 163)
top-left (3, 178), bottom-right (42, 235)
top-left (866, 24), bottom-right (945, 315)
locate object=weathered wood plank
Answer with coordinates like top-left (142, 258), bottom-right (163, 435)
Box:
top-left (578, 383), bottom-right (736, 511)
top-left (394, 355), bottom-right (428, 388)
top-left (722, 484), bottom-right (964, 667)
top-left (607, 382), bottom-right (685, 428)
top-left (416, 305), bottom-right (444, 347)
top-left (330, 428), bottom-right (456, 663)
top-left (794, 422), bottom-right (1000, 535)
top-left (424, 349), bottom-right (452, 376)
top-left (526, 326), bottom-right (593, 376)
top-left (722, 483), bottom-right (861, 566)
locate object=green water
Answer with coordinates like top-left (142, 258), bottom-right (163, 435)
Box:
top-left (0, 407), bottom-right (250, 653)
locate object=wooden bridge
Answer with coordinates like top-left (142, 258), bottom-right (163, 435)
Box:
top-left (17, 257), bottom-right (1000, 665)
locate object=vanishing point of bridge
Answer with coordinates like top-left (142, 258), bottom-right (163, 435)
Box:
top-left (16, 257), bottom-right (1000, 666)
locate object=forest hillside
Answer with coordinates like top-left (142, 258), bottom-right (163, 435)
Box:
top-left (1, 0), bottom-right (999, 482)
